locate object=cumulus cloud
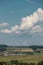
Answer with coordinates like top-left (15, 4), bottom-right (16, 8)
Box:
top-left (11, 25), bottom-right (19, 32)
top-left (1, 25), bottom-right (20, 34)
top-left (0, 22), bottom-right (9, 27)
top-left (0, 8), bottom-right (43, 34)
top-left (20, 8), bottom-right (43, 30)
top-left (31, 25), bottom-right (43, 33)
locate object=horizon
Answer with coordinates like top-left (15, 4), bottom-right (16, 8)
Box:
top-left (0, 44), bottom-right (43, 47)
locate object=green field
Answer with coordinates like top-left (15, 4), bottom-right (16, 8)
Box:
top-left (0, 55), bottom-right (43, 64)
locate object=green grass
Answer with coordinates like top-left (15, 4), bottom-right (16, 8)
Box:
top-left (0, 55), bottom-right (43, 64)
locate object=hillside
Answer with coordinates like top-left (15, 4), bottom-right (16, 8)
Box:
top-left (0, 44), bottom-right (8, 51)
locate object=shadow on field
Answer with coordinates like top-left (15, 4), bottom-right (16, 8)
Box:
top-left (0, 60), bottom-right (43, 65)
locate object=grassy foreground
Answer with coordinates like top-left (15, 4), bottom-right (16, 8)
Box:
top-left (0, 55), bottom-right (43, 64)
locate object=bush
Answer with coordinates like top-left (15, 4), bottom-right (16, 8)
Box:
top-left (29, 62), bottom-right (36, 65)
top-left (37, 61), bottom-right (43, 65)
top-left (11, 60), bottom-right (19, 65)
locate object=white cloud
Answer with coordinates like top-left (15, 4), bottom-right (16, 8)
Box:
top-left (1, 29), bottom-right (12, 33)
top-left (20, 17), bottom-right (33, 30)
top-left (0, 22), bottom-right (9, 27)
top-left (1, 25), bottom-right (19, 34)
top-left (11, 25), bottom-right (19, 32)
top-left (31, 25), bottom-right (43, 33)
top-left (0, 8), bottom-right (43, 34)
top-left (20, 8), bottom-right (43, 30)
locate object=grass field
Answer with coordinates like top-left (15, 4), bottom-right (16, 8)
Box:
top-left (0, 55), bottom-right (43, 64)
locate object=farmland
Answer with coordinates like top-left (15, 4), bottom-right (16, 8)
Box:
top-left (0, 55), bottom-right (43, 64)
top-left (0, 45), bottom-right (43, 65)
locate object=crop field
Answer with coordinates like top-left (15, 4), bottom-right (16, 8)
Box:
top-left (0, 55), bottom-right (43, 64)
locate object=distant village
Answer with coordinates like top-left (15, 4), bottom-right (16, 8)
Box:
top-left (0, 45), bottom-right (43, 56)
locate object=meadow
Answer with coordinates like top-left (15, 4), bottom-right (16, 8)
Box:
top-left (0, 55), bottom-right (43, 64)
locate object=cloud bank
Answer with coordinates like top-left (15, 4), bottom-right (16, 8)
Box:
top-left (1, 8), bottom-right (43, 34)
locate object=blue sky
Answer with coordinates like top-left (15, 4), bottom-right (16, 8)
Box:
top-left (0, 0), bottom-right (43, 46)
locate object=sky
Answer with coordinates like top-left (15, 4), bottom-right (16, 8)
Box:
top-left (0, 0), bottom-right (43, 46)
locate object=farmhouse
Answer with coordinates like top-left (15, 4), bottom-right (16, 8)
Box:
top-left (36, 48), bottom-right (43, 53)
top-left (11, 48), bottom-right (33, 55)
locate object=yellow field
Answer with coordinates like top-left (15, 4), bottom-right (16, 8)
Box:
top-left (0, 55), bottom-right (43, 64)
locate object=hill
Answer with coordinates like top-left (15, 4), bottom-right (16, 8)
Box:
top-left (0, 44), bottom-right (8, 51)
